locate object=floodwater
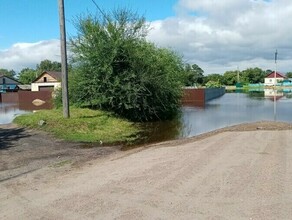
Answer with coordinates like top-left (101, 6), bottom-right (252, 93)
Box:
top-left (1, 89), bottom-right (292, 145)
top-left (0, 103), bottom-right (29, 125)
top-left (0, 100), bottom-right (53, 125)
top-left (136, 89), bottom-right (292, 144)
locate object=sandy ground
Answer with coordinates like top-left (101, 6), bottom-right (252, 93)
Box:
top-left (1, 121), bottom-right (292, 219)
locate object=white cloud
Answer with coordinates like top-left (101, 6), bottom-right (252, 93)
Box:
top-left (0, 40), bottom-right (60, 72)
top-left (1, 0), bottom-right (292, 75)
top-left (147, 0), bottom-right (292, 74)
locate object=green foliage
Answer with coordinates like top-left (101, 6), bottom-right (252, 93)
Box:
top-left (205, 80), bottom-right (222, 88)
top-left (70, 9), bottom-right (185, 122)
top-left (53, 88), bottom-right (63, 108)
top-left (222, 71), bottom-right (238, 85)
top-left (241, 67), bottom-right (266, 84)
top-left (204, 73), bottom-right (224, 85)
top-left (183, 63), bottom-right (204, 86)
top-left (0, 68), bottom-right (16, 79)
top-left (18, 68), bottom-right (37, 84)
top-left (36, 59), bottom-right (61, 74)
top-left (266, 69), bottom-right (273, 74)
top-left (13, 107), bottom-right (139, 143)
top-left (286, 72), bottom-right (292, 78)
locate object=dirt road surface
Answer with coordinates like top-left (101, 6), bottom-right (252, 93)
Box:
top-left (1, 122), bottom-right (292, 219)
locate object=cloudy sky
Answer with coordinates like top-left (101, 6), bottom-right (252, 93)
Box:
top-left (0, 0), bottom-right (291, 74)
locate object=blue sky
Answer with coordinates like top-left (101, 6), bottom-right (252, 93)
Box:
top-left (0, 0), bottom-right (176, 49)
top-left (0, 0), bottom-right (291, 74)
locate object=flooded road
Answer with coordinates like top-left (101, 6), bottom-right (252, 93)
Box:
top-left (138, 90), bottom-right (292, 144)
top-left (1, 90), bottom-right (292, 144)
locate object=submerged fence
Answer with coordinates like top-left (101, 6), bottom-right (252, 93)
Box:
top-left (182, 87), bottom-right (225, 107)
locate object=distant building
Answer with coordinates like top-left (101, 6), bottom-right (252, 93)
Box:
top-left (264, 71), bottom-right (286, 86)
top-left (0, 74), bottom-right (21, 93)
top-left (31, 71), bottom-right (61, 91)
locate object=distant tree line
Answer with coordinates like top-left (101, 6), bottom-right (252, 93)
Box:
top-left (181, 65), bottom-right (291, 86)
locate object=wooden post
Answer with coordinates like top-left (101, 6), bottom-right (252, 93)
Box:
top-left (58, 0), bottom-right (70, 118)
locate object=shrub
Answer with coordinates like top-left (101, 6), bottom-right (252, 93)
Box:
top-left (69, 9), bottom-right (185, 121)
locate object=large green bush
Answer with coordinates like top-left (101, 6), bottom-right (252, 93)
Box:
top-left (69, 9), bottom-right (185, 121)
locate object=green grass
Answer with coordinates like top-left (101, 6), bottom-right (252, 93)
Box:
top-left (13, 107), bottom-right (140, 144)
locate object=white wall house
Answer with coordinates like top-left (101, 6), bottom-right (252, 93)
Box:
top-left (264, 71), bottom-right (285, 86)
top-left (31, 71), bottom-right (61, 91)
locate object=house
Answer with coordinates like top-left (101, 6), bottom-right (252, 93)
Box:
top-left (264, 71), bottom-right (286, 86)
top-left (0, 74), bottom-right (21, 93)
top-left (31, 71), bottom-right (61, 91)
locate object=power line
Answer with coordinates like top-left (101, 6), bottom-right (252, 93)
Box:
top-left (91, 0), bottom-right (108, 21)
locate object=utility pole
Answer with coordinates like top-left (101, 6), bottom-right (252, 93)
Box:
top-left (58, 0), bottom-right (70, 118)
top-left (274, 49), bottom-right (278, 86)
top-left (237, 66), bottom-right (240, 83)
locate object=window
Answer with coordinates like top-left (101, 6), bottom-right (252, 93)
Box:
top-left (44, 77), bottom-right (47, 82)
top-left (2, 78), bottom-right (5, 84)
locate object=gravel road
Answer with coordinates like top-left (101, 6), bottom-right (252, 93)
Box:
top-left (1, 122), bottom-right (292, 219)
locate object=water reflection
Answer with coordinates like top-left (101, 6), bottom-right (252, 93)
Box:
top-left (0, 91), bottom-right (53, 124)
top-left (139, 89), bottom-right (292, 143)
top-left (0, 103), bottom-right (29, 124)
top-left (2, 89), bottom-right (292, 144)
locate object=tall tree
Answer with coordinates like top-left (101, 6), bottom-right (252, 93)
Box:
top-left (286, 72), bottom-right (292, 78)
top-left (222, 71), bottom-right (238, 85)
top-left (241, 67), bottom-right (266, 84)
top-left (184, 63), bottom-right (204, 86)
top-left (36, 59), bottom-right (61, 74)
top-left (18, 68), bottom-right (37, 84)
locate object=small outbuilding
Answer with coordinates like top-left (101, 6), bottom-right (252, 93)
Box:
top-left (264, 71), bottom-right (286, 86)
top-left (31, 71), bottom-right (61, 91)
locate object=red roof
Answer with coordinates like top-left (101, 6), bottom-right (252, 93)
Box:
top-left (265, 71), bottom-right (286, 78)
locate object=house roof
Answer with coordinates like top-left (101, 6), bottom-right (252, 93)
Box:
top-left (33, 71), bottom-right (62, 82)
top-left (265, 71), bottom-right (286, 78)
top-left (0, 74), bottom-right (22, 85)
top-left (18, 85), bottom-right (31, 90)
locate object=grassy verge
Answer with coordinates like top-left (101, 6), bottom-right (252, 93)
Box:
top-left (13, 107), bottom-right (140, 144)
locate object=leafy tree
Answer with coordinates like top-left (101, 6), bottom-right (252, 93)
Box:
top-left (266, 69), bottom-right (273, 74)
top-left (36, 59), bottom-right (61, 74)
top-left (69, 9), bottom-right (185, 122)
top-left (183, 63), bottom-right (204, 86)
top-left (205, 80), bottom-right (222, 88)
top-left (203, 73), bottom-right (224, 85)
top-left (222, 71), bottom-right (238, 85)
top-left (286, 72), bottom-right (292, 78)
top-left (241, 67), bottom-right (265, 84)
top-left (18, 68), bottom-right (37, 84)
top-left (0, 68), bottom-right (16, 79)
